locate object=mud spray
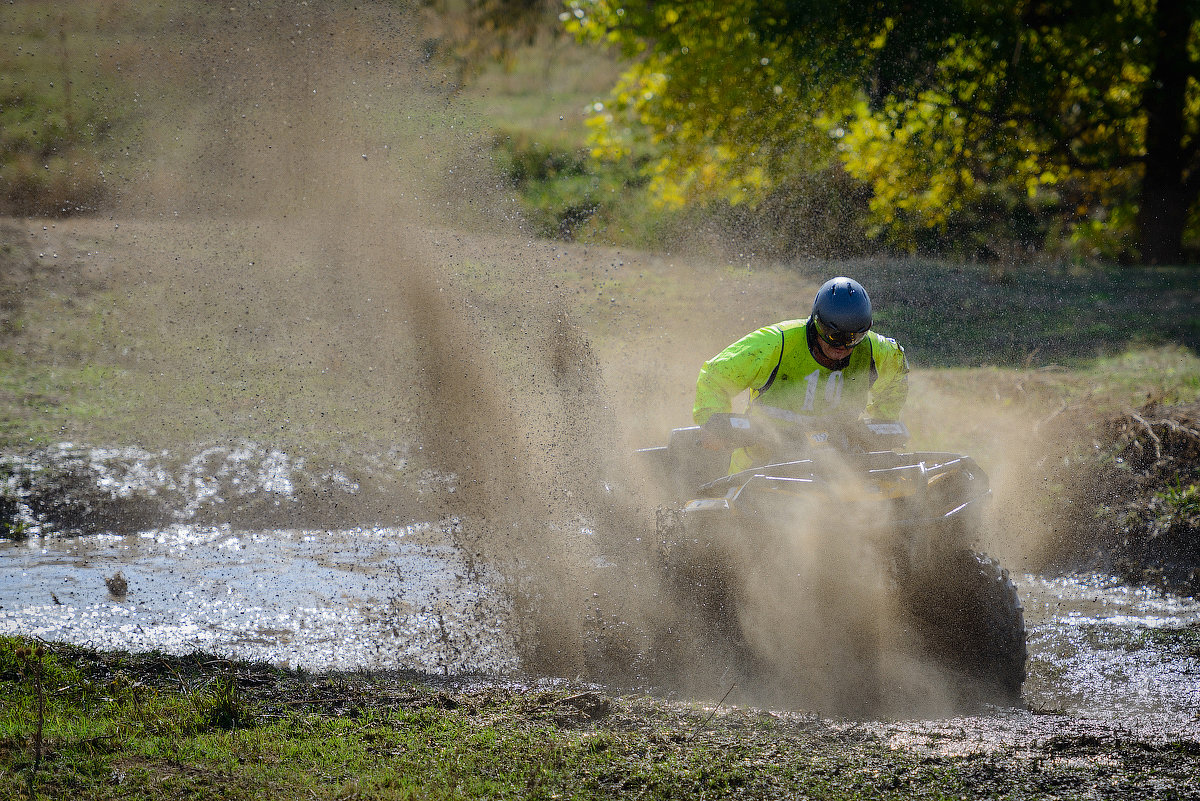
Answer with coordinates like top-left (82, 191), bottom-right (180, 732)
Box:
top-left (47, 2), bottom-right (1085, 716)
top-left (111, 3), bottom-right (660, 684)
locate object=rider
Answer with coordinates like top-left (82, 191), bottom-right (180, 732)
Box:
top-left (693, 276), bottom-right (909, 472)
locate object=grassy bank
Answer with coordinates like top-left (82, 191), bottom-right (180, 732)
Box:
top-left (3, 636), bottom-right (1198, 801)
top-left (0, 2), bottom-right (189, 216)
top-left (3, 214), bottom-right (1197, 455)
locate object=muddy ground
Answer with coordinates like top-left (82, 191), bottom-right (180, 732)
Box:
top-left (6, 639), bottom-right (1198, 800)
top-left (1072, 402), bottom-right (1200, 597)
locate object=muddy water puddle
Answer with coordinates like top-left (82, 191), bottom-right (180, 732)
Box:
top-left (0, 523), bottom-right (518, 674)
top-left (2, 530), bottom-right (1198, 741)
top-left (1024, 574), bottom-right (1200, 714)
top-left (855, 573), bottom-right (1200, 754)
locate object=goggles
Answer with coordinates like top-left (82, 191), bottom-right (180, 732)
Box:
top-left (813, 316), bottom-right (868, 349)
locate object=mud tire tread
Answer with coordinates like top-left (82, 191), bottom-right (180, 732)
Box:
top-left (903, 550), bottom-right (1027, 704)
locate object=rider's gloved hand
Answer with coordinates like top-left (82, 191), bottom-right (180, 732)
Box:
top-left (845, 416), bottom-right (874, 451)
top-left (699, 414), bottom-right (730, 450)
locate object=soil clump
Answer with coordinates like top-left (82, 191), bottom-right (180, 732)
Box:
top-left (1052, 401), bottom-right (1200, 596)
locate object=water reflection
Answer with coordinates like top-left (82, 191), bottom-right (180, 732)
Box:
top-left (4, 528), bottom-right (1199, 736)
top-left (0, 522), bottom-right (518, 674)
top-left (1021, 573), bottom-right (1200, 728)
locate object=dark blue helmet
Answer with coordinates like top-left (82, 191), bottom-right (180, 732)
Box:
top-left (811, 277), bottom-right (872, 348)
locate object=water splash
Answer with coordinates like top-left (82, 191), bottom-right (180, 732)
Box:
top-left (0, 521), bottom-right (518, 674)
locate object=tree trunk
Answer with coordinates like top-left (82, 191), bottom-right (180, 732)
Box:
top-left (1136, 0), bottom-right (1192, 264)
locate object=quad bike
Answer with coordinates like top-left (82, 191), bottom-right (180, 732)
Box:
top-left (634, 412), bottom-right (1027, 705)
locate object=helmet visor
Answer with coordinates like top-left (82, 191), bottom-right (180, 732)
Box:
top-left (813, 316), bottom-right (868, 349)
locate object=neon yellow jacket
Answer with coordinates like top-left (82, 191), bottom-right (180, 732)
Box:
top-left (693, 318), bottom-right (910, 427)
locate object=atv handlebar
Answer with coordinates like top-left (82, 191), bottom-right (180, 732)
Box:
top-left (698, 413), bottom-right (909, 455)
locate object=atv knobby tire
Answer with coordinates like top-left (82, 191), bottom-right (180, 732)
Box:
top-left (900, 550), bottom-right (1027, 704)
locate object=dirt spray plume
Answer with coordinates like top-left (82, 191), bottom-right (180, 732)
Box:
top-left (121, 1), bottom-right (660, 679)
top-left (647, 433), bottom-right (988, 717)
top-left (104, 1), bottom-right (1041, 715)
top-left (734, 510), bottom-right (954, 717)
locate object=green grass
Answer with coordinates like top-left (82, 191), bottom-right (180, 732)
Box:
top-left (859, 260), bottom-right (1200, 368)
top-left (1158, 479), bottom-right (1200, 523)
top-left (460, 30), bottom-right (692, 247)
top-left (4, 635), bottom-right (1199, 800)
top-left (0, 2), bottom-right (181, 215)
top-left (0, 215), bottom-right (424, 458)
top-left (1134, 624), bottom-right (1200, 658)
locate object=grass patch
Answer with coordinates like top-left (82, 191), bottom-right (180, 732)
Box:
top-left (0, 217), bottom-right (425, 458)
top-left (4, 635), bottom-right (1200, 800)
top-left (0, 2), bottom-right (179, 215)
top-left (2, 1), bottom-right (446, 219)
top-left (462, 33), bottom-right (695, 247)
top-left (1134, 624), bottom-right (1200, 658)
top-left (490, 129), bottom-right (665, 242)
top-left (1156, 476), bottom-right (1200, 519)
top-left (849, 260), bottom-right (1200, 369)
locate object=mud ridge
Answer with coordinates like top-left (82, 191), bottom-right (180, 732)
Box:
top-left (1057, 401), bottom-right (1200, 596)
top-left (0, 441), bottom-right (440, 537)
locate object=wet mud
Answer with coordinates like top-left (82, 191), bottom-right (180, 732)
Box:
top-left (1073, 402), bottom-right (1200, 596)
top-left (3, 443), bottom-right (1200, 738)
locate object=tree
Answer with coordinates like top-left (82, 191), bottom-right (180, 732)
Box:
top-left (566, 0), bottom-right (1200, 262)
top-left (1138, 0), bottom-right (1194, 264)
top-left (424, 0), bottom-right (565, 83)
